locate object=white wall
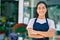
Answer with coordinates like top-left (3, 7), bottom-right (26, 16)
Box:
top-left (18, 0), bottom-right (24, 23)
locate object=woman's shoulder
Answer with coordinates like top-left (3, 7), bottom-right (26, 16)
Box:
top-left (47, 18), bottom-right (55, 29)
top-left (28, 18), bottom-right (36, 23)
top-left (29, 18), bottom-right (36, 21)
top-left (47, 18), bottom-right (54, 23)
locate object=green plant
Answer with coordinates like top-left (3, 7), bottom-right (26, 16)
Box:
top-left (15, 26), bottom-right (27, 33)
top-left (0, 26), bottom-right (6, 32)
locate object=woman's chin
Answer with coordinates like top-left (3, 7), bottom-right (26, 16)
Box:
top-left (39, 14), bottom-right (45, 16)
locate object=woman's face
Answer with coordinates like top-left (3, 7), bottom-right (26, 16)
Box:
top-left (37, 3), bottom-right (47, 16)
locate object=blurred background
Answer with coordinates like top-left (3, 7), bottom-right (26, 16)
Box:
top-left (0, 0), bottom-right (60, 40)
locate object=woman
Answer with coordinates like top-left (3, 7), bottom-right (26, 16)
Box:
top-left (26, 1), bottom-right (55, 40)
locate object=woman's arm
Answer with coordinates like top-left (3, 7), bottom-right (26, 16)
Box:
top-left (27, 28), bottom-right (45, 38)
top-left (37, 28), bottom-right (55, 38)
top-left (27, 28), bottom-right (55, 38)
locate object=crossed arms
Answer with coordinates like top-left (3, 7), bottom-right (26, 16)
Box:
top-left (27, 28), bottom-right (55, 38)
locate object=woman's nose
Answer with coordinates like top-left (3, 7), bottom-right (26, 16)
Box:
top-left (40, 9), bottom-right (43, 11)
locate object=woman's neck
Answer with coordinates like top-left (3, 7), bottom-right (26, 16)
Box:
top-left (38, 15), bottom-right (45, 19)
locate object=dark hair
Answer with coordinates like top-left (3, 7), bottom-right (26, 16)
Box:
top-left (34, 1), bottom-right (48, 18)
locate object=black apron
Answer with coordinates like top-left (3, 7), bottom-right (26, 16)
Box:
top-left (32, 18), bottom-right (49, 40)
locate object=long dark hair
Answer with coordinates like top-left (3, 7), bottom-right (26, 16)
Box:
top-left (34, 1), bottom-right (48, 18)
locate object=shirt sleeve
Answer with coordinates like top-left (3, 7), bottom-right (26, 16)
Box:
top-left (26, 18), bottom-right (35, 29)
top-left (48, 19), bottom-right (55, 29)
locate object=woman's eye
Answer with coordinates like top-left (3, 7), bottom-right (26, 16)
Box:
top-left (42, 7), bottom-right (45, 9)
top-left (38, 7), bottom-right (41, 9)
top-left (39, 7), bottom-right (41, 9)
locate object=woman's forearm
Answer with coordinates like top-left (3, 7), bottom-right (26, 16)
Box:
top-left (27, 28), bottom-right (44, 38)
top-left (32, 29), bottom-right (55, 38)
top-left (27, 28), bottom-right (55, 38)
top-left (29, 34), bottom-right (44, 38)
top-left (37, 29), bottom-right (55, 37)
top-left (37, 31), bottom-right (49, 37)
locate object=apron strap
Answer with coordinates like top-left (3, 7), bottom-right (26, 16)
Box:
top-left (33, 18), bottom-right (37, 25)
top-left (46, 18), bottom-right (48, 24)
